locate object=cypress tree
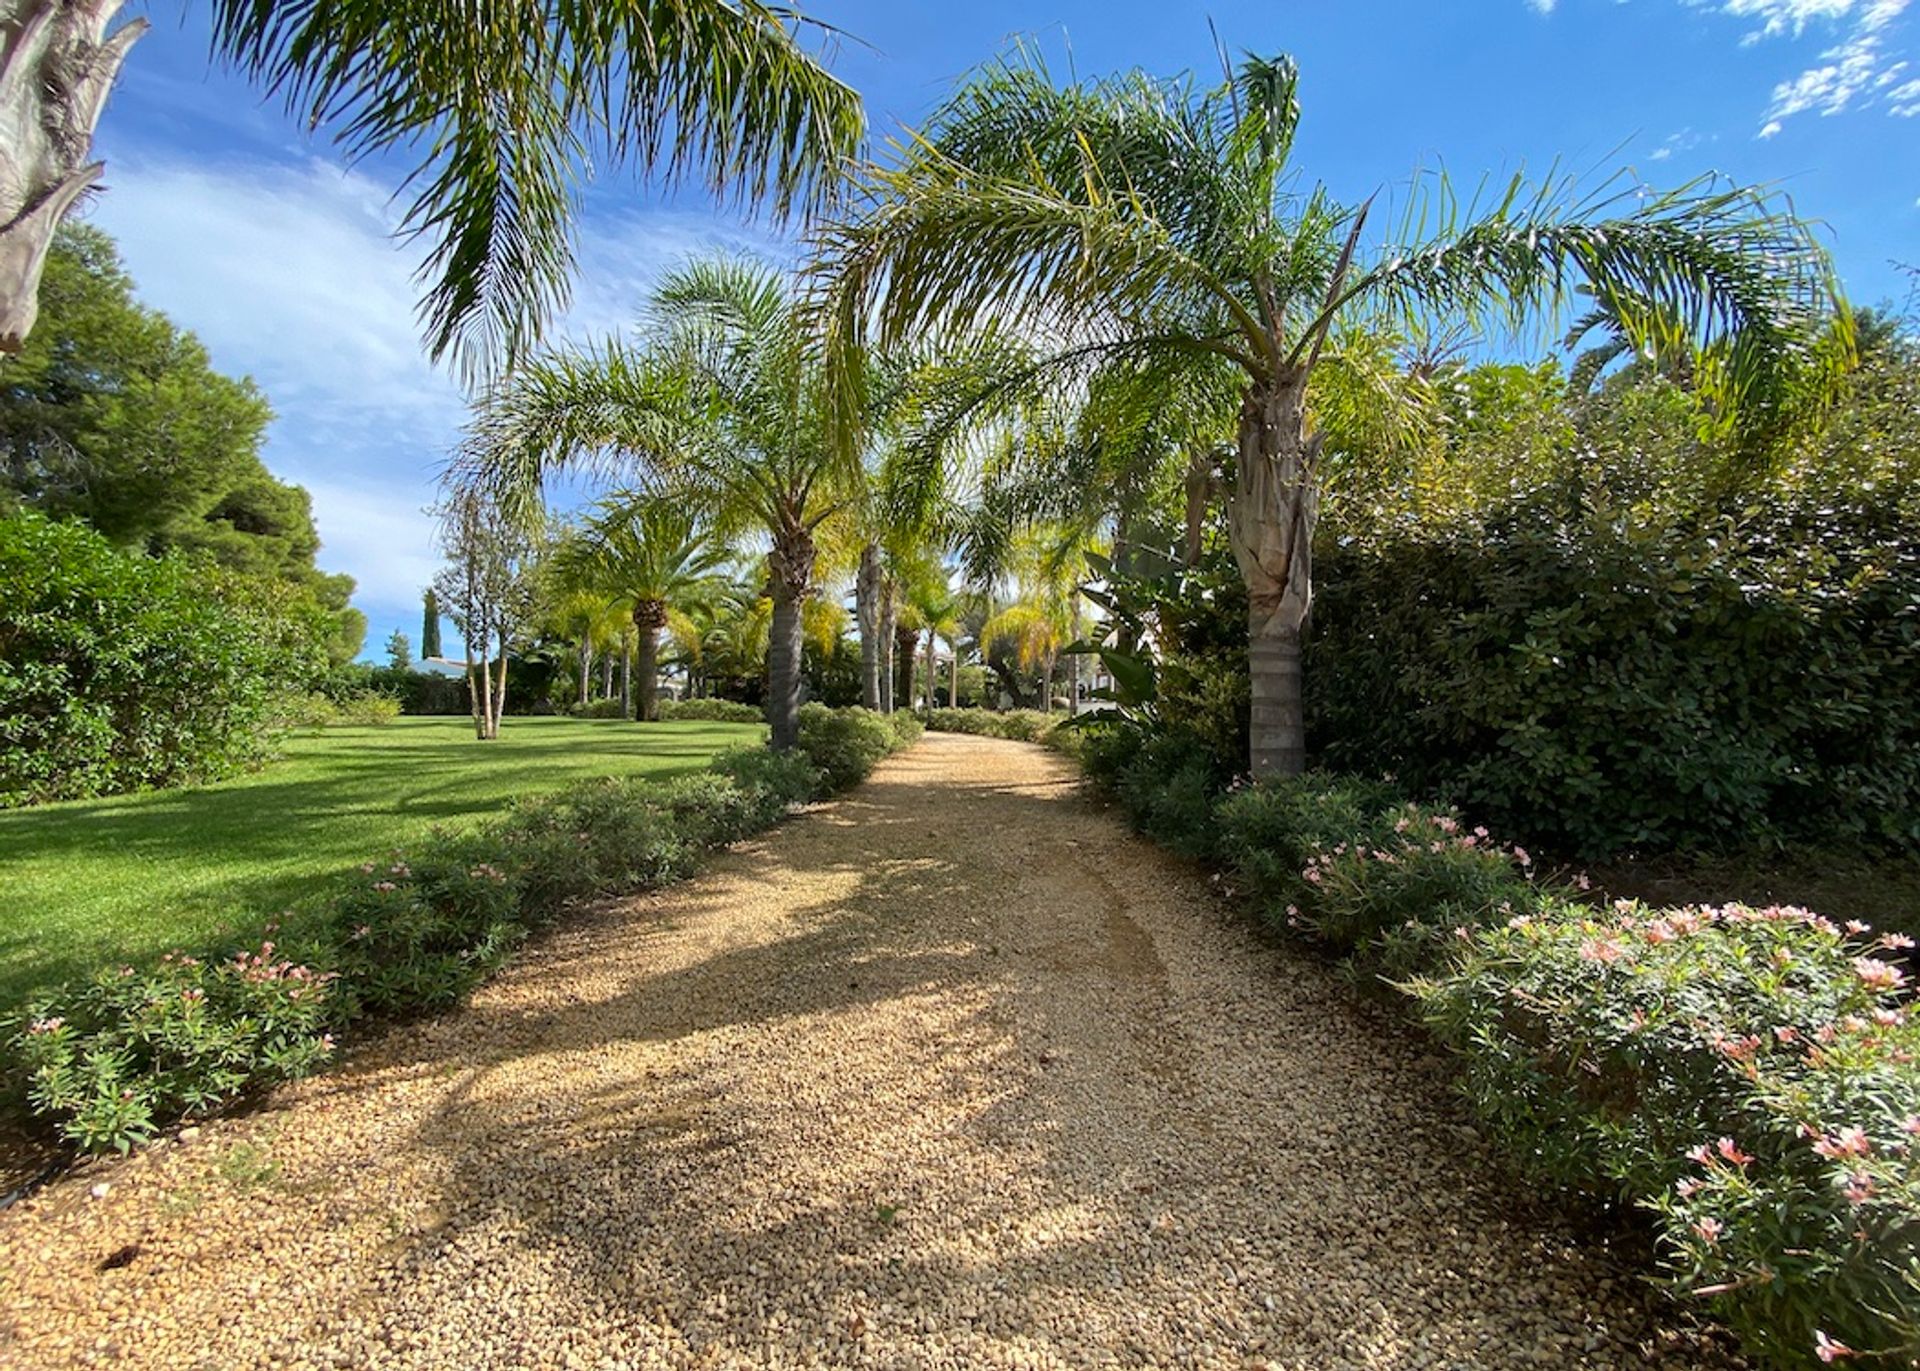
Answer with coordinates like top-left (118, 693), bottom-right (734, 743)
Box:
top-left (421, 589), bottom-right (442, 659)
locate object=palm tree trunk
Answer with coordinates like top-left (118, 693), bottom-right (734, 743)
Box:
top-left (893, 624), bottom-right (916, 715)
top-left (577, 641), bottom-right (591, 708)
top-left (765, 521), bottom-right (815, 750)
top-left (948, 640), bottom-right (959, 709)
top-left (856, 541), bottom-right (882, 709)
top-left (619, 631), bottom-right (633, 721)
top-left (0, 0), bottom-right (147, 355)
top-left (633, 600), bottom-right (666, 722)
top-left (877, 587), bottom-right (896, 713)
top-left (1041, 660), bottom-right (1052, 714)
top-left (922, 630), bottom-right (935, 711)
top-left (1228, 380), bottom-right (1318, 778)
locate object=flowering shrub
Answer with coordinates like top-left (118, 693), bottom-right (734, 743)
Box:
top-left (6, 939), bottom-right (336, 1152)
top-left (1416, 903), bottom-right (1920, 1368)
top-left (1213, 772), bottom-right (1408, 921)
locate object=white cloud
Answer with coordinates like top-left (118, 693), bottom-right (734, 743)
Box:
top-left (75, 146), bottom-right (787, 650)
top-left (1531, 0), bottom-right (1915, 131)
top-left (1527, 0), bottom-right (1558, 12)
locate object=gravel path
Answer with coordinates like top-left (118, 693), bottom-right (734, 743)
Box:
top-left (0, 734), bottom-right (1739, 1370)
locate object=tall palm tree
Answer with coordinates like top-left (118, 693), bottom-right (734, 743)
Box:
top-left (816, 46), bottom-right (1844, 776)
top-left (0, 0), bottom-right (863, 370)
top-left (977, 530), bottom-right (1086, 713)
top-left (459, 257), bottom-right (859, 750)
top-left (554, 495), bottom-right (726, 720)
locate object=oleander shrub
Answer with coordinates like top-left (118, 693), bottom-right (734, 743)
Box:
top-left (568, 698), bottom-right (629, 719)
top-left (884, 711), bottom-right (925, 749)
top-left (1215, 772), bottom-right (1410, 925)
top-left (5, 710), bottom-right (919, 1155)
top-left (0, 510), bottom-right (329, 805)
top-left (1416, 904), bottom-right (1920, 1369)
top-left (7, 940), bottom-right (338, 1152)
top-left (656, 697), bottom-right (765, 724)
top-left (1109, 729), bottom-right (1229, 860)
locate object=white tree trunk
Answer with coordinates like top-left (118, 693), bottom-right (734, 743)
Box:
top-left (1, 0), bottom-right (145, 353)
top-left (1227, 381), bottom-right (1318, 778)
top-left (855, 541), bottom-right (882, 710)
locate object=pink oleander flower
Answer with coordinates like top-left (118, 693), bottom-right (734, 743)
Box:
top-left (1901, 1116), bottom-right (1920, 1136)
top-left (1644, 921), bottom-right (1676, 945)
top-left (1512, 846), bottom-right (1531, 867)
top-left (27, 1016), bottom-right (65, 1035)
top-left (1843, 1173), bottom-right (1876, 1205)
top-left (1816, 1331), bottom-right (1856, 1363)
top-left (1691, 1217), bottom-right (1723, 1245)
top-left (1880, 932), bottom-right (1916, 950)
top-left (1434, 815), bottom-right (1459, 835)
top-left (1713, 1034), bottom-right (1762, 1062)
top-left (1573, 873), bottom-right (1592, 891)
top-left (1453, 926), bottom-right (1472, 941)
top-left (1813, 1127), bottom-right (1872, 1161)
top-left (1775, 1025), bottom-right (1800, 1043)
top-left (181, 987), bottom-right (205, 1005)
top-left (1716, 1137), bottom-right (1754, 1166)
top-left (1675, 1177), bottom-right (1702, 1198)
top-left (1580, 938), bottom-right (1626, 965)
top-left (319, 1034), bottom-right (336, 1052)
top-left (373, 881), bottom-right (397, 893)
top-left (1845, 919), bottom-right (1871, 935)
top-left (1686, 1143), bottom-right (1714, 1165)
top-left (1854, 957), bottom-right (1907, 992)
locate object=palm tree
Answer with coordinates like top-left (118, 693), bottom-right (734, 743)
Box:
top-left (459, 257), bottom-right (860, 750)
top-left (899, 559), bottom-right (961, 710)
top-left (554, 495), bottom-right (726, 720)
top-left (977, 530), bottom-right (1086, 713)
top-left (0, 0), bottom-right (862, 369)
top-left (816, 47), bottom-right (1843, 776)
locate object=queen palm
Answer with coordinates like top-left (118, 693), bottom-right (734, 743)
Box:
top-left (460, 257), bottom-right (859, 750)
top-left (555, 495), bottom-right (726, 721)
top-left (1, 0), bottom-right (862, 369)
top-left (817, 48), bottom-right (1843, 776)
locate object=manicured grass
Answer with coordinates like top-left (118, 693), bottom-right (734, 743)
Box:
top-left (0, 717), bottom-right (762, 1013)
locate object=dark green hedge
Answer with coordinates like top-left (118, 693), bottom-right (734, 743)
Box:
top-left (1307, 494), bottom-right (1920, 855)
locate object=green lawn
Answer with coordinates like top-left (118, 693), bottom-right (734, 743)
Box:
top-left (0, 717), bottom-right (762, 1013)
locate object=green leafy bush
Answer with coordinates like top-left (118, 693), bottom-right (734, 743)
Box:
top-left (922, 707), bottom-right (1057, 742)
top-left (1109, 729), bottom-right (1227, 860)
top-left (656, 697), bottom-right (765, 724)
top-left (1308, 495), bottom-right (1920, 855)
top-left (796, 704), bottom-right (900, 792)
top-left (0, 510), bottom-right (329, 805)
top-left (7, 938), bottom-right (337, 1152)
top-left (1416, 904), bottom-right (1919, 1369)
top-left (711, 745), bottom-right (824, 810)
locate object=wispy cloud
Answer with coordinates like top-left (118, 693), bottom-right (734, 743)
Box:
top-left (1529, 0), bottom-right (1915, 132)
top-left (78, 145), bottom-right (786, 647)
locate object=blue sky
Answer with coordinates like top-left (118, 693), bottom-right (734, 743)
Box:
top-left (86, 0), bottom-right (1918, 658)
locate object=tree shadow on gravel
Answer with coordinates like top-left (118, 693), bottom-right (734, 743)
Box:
top-left (275, 742), bottom-right (1742, 1370)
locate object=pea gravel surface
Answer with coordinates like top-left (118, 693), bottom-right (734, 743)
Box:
top-left (0, 733), bottom-right (1742, 1370)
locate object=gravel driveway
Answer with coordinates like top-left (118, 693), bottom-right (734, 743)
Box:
top-left (0, 733), bottom-right (1740, 1370)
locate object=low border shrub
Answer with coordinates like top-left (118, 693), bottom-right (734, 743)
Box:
top-left (3, 708), bottom-right (917, 1156)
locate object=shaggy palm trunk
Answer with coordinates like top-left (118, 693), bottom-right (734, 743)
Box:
top-left (765, 521), bottom-right (815, 751)
top-left (1228, 379), bottom-right (1318, 778)
top-left (856, 541), bottom-right (882, 709)
top-left (1, 0), bottom-right (146, 354)
top-left (632, 599), bottom-right (666, 722)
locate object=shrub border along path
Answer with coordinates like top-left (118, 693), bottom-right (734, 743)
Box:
top-left (6, 706), bottom-right (921, 1158)
top-left (0, 732), bottom-right (1738, 1370)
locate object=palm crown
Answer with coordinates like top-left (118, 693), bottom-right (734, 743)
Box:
top-left (815, 45), bottom-right (1846, 775)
